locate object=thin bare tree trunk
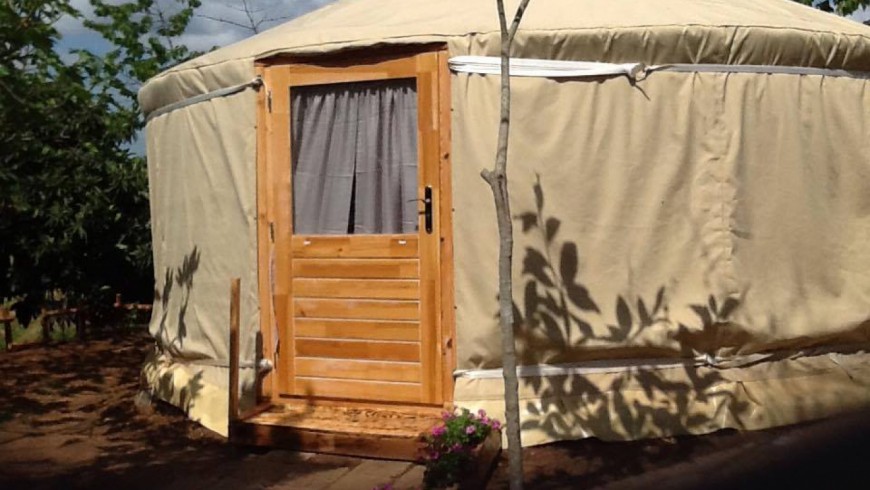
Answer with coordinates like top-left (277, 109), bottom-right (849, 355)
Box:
top-left (480, 1), bottom-right (532, 489)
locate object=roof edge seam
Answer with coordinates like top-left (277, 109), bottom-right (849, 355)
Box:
top-left (144, 23), bottom-right (870, 85)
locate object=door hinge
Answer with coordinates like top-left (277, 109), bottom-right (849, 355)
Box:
top-left (267, 90), bottom-right (273, 113)
top-left (269, 222), bottom-right (275, 242)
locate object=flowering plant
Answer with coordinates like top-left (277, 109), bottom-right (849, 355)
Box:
top-left (421, 408), bottom-right (502, 489)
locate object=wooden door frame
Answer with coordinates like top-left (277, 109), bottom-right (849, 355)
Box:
top-left (254, 46), bottom-right (455, 409)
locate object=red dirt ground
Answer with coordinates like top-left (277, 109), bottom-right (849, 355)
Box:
top-left (1, 331), bottom-right (868, 489)
top-left (0, 331), bottom-right (365, 490)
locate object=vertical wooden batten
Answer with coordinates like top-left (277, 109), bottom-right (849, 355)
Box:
top-left (229, 277), bottom-right (241, 425)
top-left (437, 50), bottom-right (456, 407)
top-left (266, 68), bottom-right (296, 396)
top-left (255, 63), bottom-right (276, 402)
top-left (416, 51), bottom-right (443, 405)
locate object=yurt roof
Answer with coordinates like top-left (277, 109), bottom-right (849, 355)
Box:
top-left (140, 0), bottom-right (870, 114)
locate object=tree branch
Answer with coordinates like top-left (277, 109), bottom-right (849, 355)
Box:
top-left (197, 13), bottom-right (257, 32)
top-left (0, 78), bottom-right (28, 105)
top-left (508, 0), bottom-right (532, 43)
top-left (202, 0), bottom-right (293, 34)
top-left (240, 0), bottom-right (259, 33)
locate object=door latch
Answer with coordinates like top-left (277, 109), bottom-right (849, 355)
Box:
top-left (422, 186), bottom-right (433, 234)
top-left (409, 186), bottom-right (434, 234)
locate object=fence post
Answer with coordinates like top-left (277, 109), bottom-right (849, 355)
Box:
top-left (42, 314), bottom-right (51, 344)
top-left (228, 278), bottom-right (241, 432)
top-left (1, 307), bottom-right (12, 350)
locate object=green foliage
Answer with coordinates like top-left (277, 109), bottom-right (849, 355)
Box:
top-left (0, 1), bottom-right (199, 323)
top-left (796, 0), bottom-right (870, 15)
top-left (421, 409), bottom-right (501, 489)
top-left (80, 0), bottom-right (201, 134)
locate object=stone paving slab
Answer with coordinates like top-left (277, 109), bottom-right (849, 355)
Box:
top-left (325, 460), bottom-right (415, 490)
top-left (392, 464), bottom-right (426, 490)
top-left (268, 466), bottom-right (354, 490)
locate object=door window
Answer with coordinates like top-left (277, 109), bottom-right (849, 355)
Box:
top-left (290, 79), bottom-right (419, 235)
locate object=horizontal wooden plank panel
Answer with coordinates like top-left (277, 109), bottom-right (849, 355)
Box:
top-left (295, 319), bottom-right (419, 341)
top-left (294, 278), bottom-right (419, 300)
top-left (295, 358), bottom-right (421, 383)
top-left (295, 298), bottom-right (419, 321)
top-left (295, 377), bottom-right (422, 403)
top-left (292, 259), bottom-right (419, 279)
top-left (296, 339), bottom-right (420, 362)
top-left (292, 235), bottom-right (419, 258)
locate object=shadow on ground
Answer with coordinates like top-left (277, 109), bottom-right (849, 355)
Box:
top-left (0, 331), bottom-right (361, 490)
top-left (487, 408), bottom-right (870, 489)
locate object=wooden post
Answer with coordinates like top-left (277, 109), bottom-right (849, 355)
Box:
top-left (229, 278), bottom-right (241, 430)
top-left (42, 314), bottom-right (51, 344)
top-left (76, 309), bottom-right (86, 341)
top-left (2, 319), bottom-right (12, 351)
top-left (1, 307), bottom-right (12, 350)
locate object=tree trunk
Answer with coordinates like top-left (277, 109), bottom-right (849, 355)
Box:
top-left (480, 1), bottom-right (532, 489)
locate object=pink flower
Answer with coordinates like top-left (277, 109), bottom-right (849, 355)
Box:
top-left (441, 411), bottom-right (452, 420)
top-left (492, 420), bottom-right (502, 430)
top-left (432, 425), bottom-right (446, 437)
top-left (477, 409), bottom-right (487, 418)
top-left (465, 425), bottom-right (476, 435)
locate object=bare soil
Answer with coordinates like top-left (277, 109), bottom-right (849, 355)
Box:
top-left (0, 331), bottom-right (364, 490)
top-left (1, 331), bottom-right (868, 490)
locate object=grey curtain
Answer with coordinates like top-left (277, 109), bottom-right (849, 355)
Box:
top-left (291, 79), bottom-right (419, 235)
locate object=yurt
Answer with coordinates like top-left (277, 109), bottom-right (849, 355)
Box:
top-left (139, 0), bottom-right (870, 456)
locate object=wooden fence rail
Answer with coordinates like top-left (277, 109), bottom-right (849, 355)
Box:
top-left (2, 296), bottom-right (153, 351)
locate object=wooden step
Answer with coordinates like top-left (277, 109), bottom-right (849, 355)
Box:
top-left (230, 402), bottom-right (443, 461)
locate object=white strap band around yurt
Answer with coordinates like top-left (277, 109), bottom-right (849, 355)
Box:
top-left (454, 345), bottom-right (867, 380)
top-left (448, 55), bottom-right (870, 80)
top-left (144, 59), bottom-right (870, 121)
top-left (449, 55), bottom-right (647, 79)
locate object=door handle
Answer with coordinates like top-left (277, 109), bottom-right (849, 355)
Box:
top-left (423, 186), bottom-right (433, 234)
top-left (409, 186), bottom-right (434, 234)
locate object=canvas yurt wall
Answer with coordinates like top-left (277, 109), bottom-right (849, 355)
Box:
top-left (139, 0), bottom-right (870, 443)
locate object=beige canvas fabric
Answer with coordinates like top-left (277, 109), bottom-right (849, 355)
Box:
top-left (145, 89), bottom-right (259, 435)
top-left (451, 70), bottom-right (870, 369)
top-left (141, 0), bottom-right (870, 440)
top-left (449, 68), bottom-right (870, 444)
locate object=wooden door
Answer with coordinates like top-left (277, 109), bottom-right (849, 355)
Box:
top-left (260, 51), bottom-right (448, 406)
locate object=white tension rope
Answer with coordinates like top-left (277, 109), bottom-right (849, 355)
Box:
top-left (448, 55), bottom-right (870, 80)
top-left (448, 55), bottom-right (646, 79)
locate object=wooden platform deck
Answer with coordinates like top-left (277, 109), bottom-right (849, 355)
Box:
top-left (230, 403), bottom-right (443, 461)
